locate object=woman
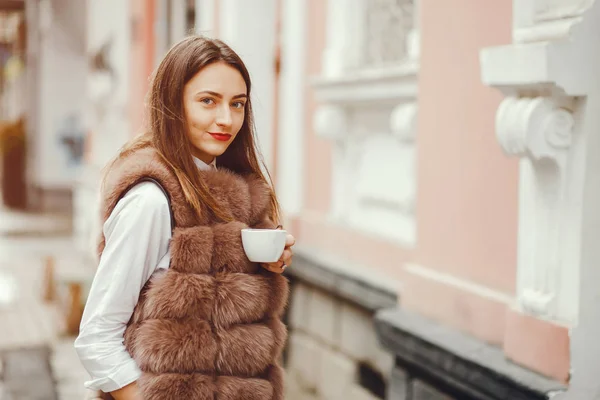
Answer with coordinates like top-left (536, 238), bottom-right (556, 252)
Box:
top-left (75, 36), bottom-right (294, 400)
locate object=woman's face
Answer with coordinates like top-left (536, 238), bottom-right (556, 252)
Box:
top-left (183, 61), bottom-right (248, 164)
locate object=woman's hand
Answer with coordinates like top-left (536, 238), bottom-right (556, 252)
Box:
top-left (261, 233), bottom-right (295, 274)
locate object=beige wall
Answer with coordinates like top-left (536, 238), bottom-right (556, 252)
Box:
top-left (297, 0), bottom-right (517, 298)
top-left (287, 0), bottom-right (568, 381)
top-left (402, 0), bottom-right (516, 342)
top-left (414, 0), bottom-right (517, 294)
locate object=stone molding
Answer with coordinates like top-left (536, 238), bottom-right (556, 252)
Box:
top-left (312, 0), bottom-right (420, 246)
top-left (312, 70), bottom-right (418, 246)
top-left (494, 96), bottom-right (576, 319)
top-left (311, 63), bottom-right (419, 106)
top-left (495, 97), bottom-right (574, 161)
top-left (481, 0), bottom-right (600, 397)
top-left (480, 0), bottom-right (595, 325)
top-left (287, 246), bottom-right (398, 312)
top-left (375, 308), bottom-right (565, 400)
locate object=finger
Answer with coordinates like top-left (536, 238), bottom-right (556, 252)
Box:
top-left (285, 234), bottom-right (296, 247)
top-left (270, 264), bottom-right (286, 274)
top-left (282, 257), bottom-right (292, 268)
top-left (261, 261), bottom-right (285, 274)
top-left (279, 249), bottom-right (293, 263)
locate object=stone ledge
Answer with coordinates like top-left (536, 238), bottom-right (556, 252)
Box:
top-left (374, 308), bottom-right (566, 400)
top-left (288, 245), bottom-right (398, 312)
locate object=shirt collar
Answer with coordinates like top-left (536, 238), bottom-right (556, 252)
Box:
top-left (193, 156), bottom-right (216, 171)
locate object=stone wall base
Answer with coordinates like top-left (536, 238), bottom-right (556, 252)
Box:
top-left (284, 250), bottom-right (565, 400)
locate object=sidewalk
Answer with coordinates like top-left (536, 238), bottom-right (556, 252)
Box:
top-left (0, 206), bottom-right (90, 400)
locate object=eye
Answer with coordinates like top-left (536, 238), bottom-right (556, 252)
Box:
top-left (232, 101), bottom-right (245, 109)
top-left (200, 98), bottom-right (215, 105)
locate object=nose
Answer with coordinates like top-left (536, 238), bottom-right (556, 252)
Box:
top-left (215, 104), bottom-right (233, 129)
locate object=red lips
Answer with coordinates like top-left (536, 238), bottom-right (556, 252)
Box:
top-left (208, 132), bottom-right (232, 142)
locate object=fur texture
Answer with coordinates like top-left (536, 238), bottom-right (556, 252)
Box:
top-left (92, 146), bottom-right (289, 399)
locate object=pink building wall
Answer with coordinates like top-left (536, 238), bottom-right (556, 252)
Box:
top-left (415, 0), bottom-right (517, 294)
top-left (294, 0), bottom-right (569, 382)
top-left (123, 0), bottom-right (569, 382)
top-left (404, 0), bottom-right (517, 339)
top-left (407, 0), bottom-right (568, 381)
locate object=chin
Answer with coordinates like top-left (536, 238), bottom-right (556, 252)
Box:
top-left (197, 142), bottom-right (230, 158)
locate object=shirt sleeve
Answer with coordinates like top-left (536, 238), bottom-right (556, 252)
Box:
top-left (74, 181), bottom-right (172, 392)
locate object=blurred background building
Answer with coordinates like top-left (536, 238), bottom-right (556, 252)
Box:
top-left (2, 0), bottom-right (600, 399)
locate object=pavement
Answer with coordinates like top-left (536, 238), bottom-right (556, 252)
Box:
top-left (0, 205), bottom-right (91, 400)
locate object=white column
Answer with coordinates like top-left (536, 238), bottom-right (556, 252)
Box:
top-left (493, 96), bottom-right (579, 321)
top-left (87, 0), bottom-right (130, 168)
top-left (169, 0), bottom-right (187, 43)
top-left (76, 0), bottom-right (131, 256)
top-left (195, 0), bottom-right (216, 37)
top-left (37, 0), bottom-right (87, 189)
top-left (481, 0), bottom-right (600, 396)
top-left (321, 0), bottom-right (364, 76)
top-left (218, 0), bottom-right (277, 171)
top-left (408, 0), bottom-right (420, 60)
top-left (276, 0), bottom-right (307, 217)
top-left (154, 0), bottom-right (170, 64)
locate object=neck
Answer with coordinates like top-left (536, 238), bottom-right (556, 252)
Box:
top-left (192, 150), bottom-right (215, 165)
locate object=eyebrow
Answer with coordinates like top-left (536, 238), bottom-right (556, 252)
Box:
top-left (196, 90), bottom-right (248, 100)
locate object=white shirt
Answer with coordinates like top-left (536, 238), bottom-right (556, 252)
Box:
top-left (74, 157), bottom-right (214, 392)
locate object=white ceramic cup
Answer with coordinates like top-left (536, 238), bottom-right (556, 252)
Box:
top-left (241, 228), bottom-right (287, 263)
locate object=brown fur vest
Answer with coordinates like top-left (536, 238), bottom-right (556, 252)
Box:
top-left (91, 146), bottom-right (289, 399)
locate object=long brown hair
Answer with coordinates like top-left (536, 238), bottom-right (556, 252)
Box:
top-left (109, 36), bottom-right (280, 223)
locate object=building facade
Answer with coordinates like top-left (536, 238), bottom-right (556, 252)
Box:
top-left (20, 0), bottom-right (600, 399)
